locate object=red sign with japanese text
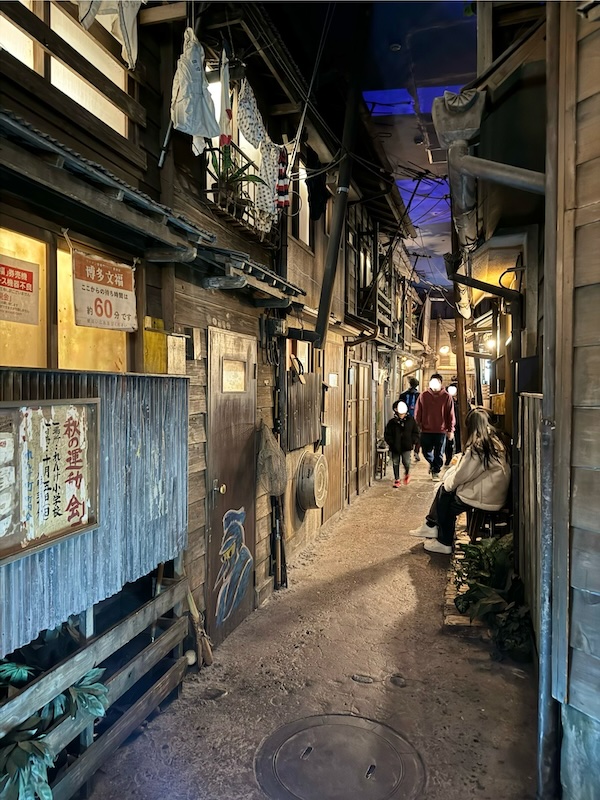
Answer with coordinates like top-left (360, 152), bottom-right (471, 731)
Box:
top-left (0, 255), bottom-right (39, 326)
top-left (73, 250), bottom-right (138, 332)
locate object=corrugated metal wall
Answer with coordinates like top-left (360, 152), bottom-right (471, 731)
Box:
top-left (0, 370), bottom-right (188, 658)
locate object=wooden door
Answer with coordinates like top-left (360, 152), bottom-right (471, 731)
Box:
top-left (206, 328), bottom-right (257, 646)
top-left (346, 360), bottom-right (372, 501)
top-left (322, 340), bottom-right (344, 522)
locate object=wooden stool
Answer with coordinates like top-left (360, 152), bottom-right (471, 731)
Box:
top-left (468, 507), bottom-right (512, 542)
top-left (375, 448), bottom-right (388, 480)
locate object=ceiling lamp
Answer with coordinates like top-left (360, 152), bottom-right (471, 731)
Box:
top-left (439, 345), bottom-right (450, 355)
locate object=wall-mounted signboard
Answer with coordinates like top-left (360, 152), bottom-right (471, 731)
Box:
top-left (0, 400), bottom-right (100, 565)
top-left (73, 250), bottom-right (137, 331)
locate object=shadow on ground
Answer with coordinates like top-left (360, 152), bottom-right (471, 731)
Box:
top-left (89, 460), bottom-right (536, 800)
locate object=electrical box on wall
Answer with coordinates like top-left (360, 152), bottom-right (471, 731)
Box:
top-left (267, 318), bottom-right (288, 337)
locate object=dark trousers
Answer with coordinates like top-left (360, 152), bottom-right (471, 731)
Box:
top-left (444, 437), bottom-right (455, 466)
top-left (426, 486), bottom-right (470, 546)
top-left (391, 451), bottom-right (412, 479)
top-left (420, 432), bottom-right (446, 474)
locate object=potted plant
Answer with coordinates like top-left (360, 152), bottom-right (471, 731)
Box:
top-left (210, 145), bottom-right (266, 218)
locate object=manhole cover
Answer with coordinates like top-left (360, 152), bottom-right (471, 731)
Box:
top-left (255, 714), bottom-right (426, 800)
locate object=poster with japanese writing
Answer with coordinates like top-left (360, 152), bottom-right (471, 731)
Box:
top-left (0, 254), bottom-right (39, 326)
top-left (73, 250), bottom-right (138, 332)
top-left (0, 400), bottom-right (99, 565)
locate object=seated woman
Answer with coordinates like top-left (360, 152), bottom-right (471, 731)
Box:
top-left (409, 407), bottom-right (511, 554)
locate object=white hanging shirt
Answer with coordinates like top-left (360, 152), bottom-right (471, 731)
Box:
top-left (77, 1), bottom-right (145, 70)
top-left (170, 28), bottom-right (220, 156)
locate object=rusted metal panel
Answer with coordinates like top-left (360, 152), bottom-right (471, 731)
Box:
top-left (0, 369), bottom-right (188, 659)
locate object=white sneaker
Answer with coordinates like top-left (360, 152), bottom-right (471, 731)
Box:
top-left (431, 472), bottom-right (441, 482)
top-left (424, 539), bottom-right (452, 555)
top-left (409, 523), bottom-right (438, 538)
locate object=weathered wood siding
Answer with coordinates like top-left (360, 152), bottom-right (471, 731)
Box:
top-left (554, 3), bottom-right (600, 725)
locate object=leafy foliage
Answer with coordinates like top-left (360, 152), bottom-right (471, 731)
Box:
top-left (0, 669), bottom-right (109, 800)
top-left (454, 534), bottom-right (533, 661)
top-left (0, 664), bottom-right (36, 688)
top-left (210, 145), bottom-right (267, 191)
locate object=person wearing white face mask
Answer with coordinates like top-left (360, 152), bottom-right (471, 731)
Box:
top-left (414, 373), bottom-right (455, 480)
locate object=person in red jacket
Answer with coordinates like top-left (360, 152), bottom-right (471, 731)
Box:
top-left (414, 373), bottom-right (455, 481)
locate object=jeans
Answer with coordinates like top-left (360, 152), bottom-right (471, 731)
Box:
top-left (392, 451), bottom-right (412, 479)
top-left (420, 432), bottom-right (447, 474)
top-left (444, 436), bottom-right (455, 466)
top-left (426, 485), bottom-right (470, 546)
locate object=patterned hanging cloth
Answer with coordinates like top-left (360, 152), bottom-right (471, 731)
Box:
top-left (219, 49), bottom-right (232, 146)
top-left (276, 146), bottom-right (290, 209)
top-left (238, 77), bottom-right (266, 148)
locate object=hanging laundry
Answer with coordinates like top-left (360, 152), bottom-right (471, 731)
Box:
top-left (305, 144), bottom-right (329, 222)
top-left (219, 50), bottom-right (232, 146)
top-left (238, 78), bottom-right (266, 149)
top-left (276, 147), bottom-right (290, 209)
top-left (255, 137), bottom-right (281, 233)
top-left (77, 1), bottom-right (146, 69)
top-left (170, 27), bottom-right (219, 156)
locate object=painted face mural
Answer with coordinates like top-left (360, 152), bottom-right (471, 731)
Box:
top-left (214, 506), bottom-right (253, 627)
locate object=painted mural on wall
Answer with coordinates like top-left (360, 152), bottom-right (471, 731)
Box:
top-left (0, 400), bottom-right (99, 564)
top-left (214, 506), bottom-right (253, 626)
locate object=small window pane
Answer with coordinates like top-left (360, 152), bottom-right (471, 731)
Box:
top-left (0, 13), bottom-right (34, 70)
top-left (222, 359), bottom-right (246, 393)
top-left (298, 162), bottom-right (311, 246)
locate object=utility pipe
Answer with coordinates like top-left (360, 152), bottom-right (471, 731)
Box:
top-left (451, 147), bottom-right (546, 196)
top-left (314, 7), bottom-right (367, 349)
top-left (538, 2), bottom-right (561, 797)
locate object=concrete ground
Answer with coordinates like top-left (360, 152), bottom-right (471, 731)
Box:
top-left (89, 459), bottom-right (537, 800)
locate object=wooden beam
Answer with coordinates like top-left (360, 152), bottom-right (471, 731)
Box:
top-left (0, 2), bottom-right (146, 127)
top-left (44, 617), bottom-right (187, 757)
top-left (51, 657), bottom-right (188, 800)
top-left (139, 2), bottom-right (187, 25)
top-left (145, 247), bottom-right (197, 263)
top-left (0, 579), bottom-right (187, 738)
top-left (477, 1), bottom-right (494, 75)
top-left (201, 276), bottom-right (247, 290)
top-left (0, 136), bottom-right (185, 249)
top-left (269, 102), bottom-right (302, 116)
top-left (0, 50), bottom-right (147, 170)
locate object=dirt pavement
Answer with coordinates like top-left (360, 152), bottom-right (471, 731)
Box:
top-left (89, 460), bottom-right (537, 800)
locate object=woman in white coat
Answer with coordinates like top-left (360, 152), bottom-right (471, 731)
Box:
top-left (410, 408), bottom-right (511, 554)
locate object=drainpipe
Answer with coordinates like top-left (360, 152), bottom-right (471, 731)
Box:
top-left (314, 6), bottom-right (368, 349)
top-left (538, 2), bottom-right (561, 798)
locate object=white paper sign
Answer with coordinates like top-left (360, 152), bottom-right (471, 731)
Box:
top-left (73, 250), bottom-right (138, 331)
top-left (0, 255), bottom-right (39, 325)
top-left (0, 433), bottom-right (14, 466)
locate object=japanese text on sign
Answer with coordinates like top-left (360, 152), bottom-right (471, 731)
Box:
top-left (0, 255), bottom-right (39, 326)
top-left (0, 401), bottom-right (99, 564)
top-left (73, 250), bottom-right (138, 332)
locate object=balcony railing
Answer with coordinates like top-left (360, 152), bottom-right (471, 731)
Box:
top-left (203, 143), bottom-right (278, 247)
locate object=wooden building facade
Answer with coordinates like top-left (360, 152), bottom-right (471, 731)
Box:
top-left (0, 2), bottom-right (414, 793)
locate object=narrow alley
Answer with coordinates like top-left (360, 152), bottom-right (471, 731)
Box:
top-left (89, 461), bottom-right (536, 800)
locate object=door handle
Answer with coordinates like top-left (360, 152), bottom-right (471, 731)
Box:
top-left (212, 480), bottom-right (227, 495)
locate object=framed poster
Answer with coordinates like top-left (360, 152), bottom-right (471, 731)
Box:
top-left (0, 399), bottom-right (100, 565)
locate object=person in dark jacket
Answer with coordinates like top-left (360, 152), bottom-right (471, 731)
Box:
top-left (400, 377), bottom-right (421, 462)
top-left (384, 400), bottom-right (420, 487)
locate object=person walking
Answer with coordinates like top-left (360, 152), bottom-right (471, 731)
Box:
top-left (414, 373), bottom-right (455, 481)
top-left (400, 377), bottom-right (421, 462)
top-left (384, 400), bottom-right (420, 488)
top-left (444, 382), bottom-right (461, 466)
top-left (409, 407), bottom-right (511, 554)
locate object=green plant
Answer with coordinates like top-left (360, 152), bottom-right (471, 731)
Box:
top-left (66, 668), bottom-right (109, 719)
top-left (0, 664), bottom-right (36, 688)
top-left (210, 145), bottom-right (266, 195)
top-left (0, 717), bottom-right (53, 800)
top-left (454, 533), bottom-right (533, 661)
top-left (0, 669), bottom-right (109, 800)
